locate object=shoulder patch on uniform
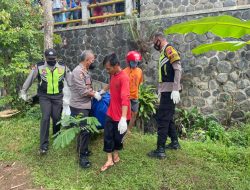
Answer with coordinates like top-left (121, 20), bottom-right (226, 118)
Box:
top-left (58, 67), bottom-right (66, 75)
top-left (166, 46), bottom-right (180, 64)
top-left (166, 47), bottom-right (173, 55)
top-left (42, 69), bottom-right (47, 75)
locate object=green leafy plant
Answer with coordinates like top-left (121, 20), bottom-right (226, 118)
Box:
top-left (53, 33), bottom-right (62, 45)
top-left (137, 84), bottom-right (158, 131)
top-left (177, 107), bottom-right (250, 147)
top-left (175, 107), bottom-right (226, 142)
top-left (0, 0), bottom-right (43, 109)
top-left (0, 95), bottom-right (14, 111)
top-left (24, 104), bottom-right (41, 120)
top-left (175, 107), bottom-right (210, 135)
top-left (190, 129), bottom-right (206, 141)
top-left (0, 1), bottom-right (63, 110)
top-left (225, 124), bottom-right (250, 147)
top-left (205, 120), bottom-right (226, 142)
top-left (164, 15), bottom-right (250, 55)
top-left (175, 108), bottom-right (250, 147)
top-left (53, 115), bottom-right (100, 149)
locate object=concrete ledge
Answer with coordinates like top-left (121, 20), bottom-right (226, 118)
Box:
top-left (140, 5), bottom-right (250, 22)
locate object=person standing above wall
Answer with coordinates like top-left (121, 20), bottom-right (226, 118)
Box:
top-left (53, 0), bottom-right (63, 28)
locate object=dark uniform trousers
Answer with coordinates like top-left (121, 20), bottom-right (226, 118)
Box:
top-left (39, 93), bottom-right (63, 150)
top-left (70, 106), bottom-right (90, 157)
top-left (156, 92), bottom-right (178, 148)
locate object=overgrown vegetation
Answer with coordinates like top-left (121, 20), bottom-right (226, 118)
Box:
top-left (175, 107), bottom-right (250, 148)
top-left (0, 0), bottom-right (43, 109)
top-left (136, 86), bottom-right (249, 148)
top-left (0, 0), bottom-right (62, 111)
top-left (0, 113), bottom-right (249, 190)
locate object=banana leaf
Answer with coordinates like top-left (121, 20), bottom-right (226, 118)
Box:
top-left (192, 40), bottom-right (250, 55)
top-left (164, 15), bottom-right (250, 38)
top-left (53, 127), bottom-right (81, 149)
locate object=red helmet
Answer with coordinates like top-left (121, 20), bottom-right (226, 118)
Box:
top-left (126, 51), bottom-right (142, 64)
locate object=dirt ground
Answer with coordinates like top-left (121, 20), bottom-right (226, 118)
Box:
top-left (0, 162), bottom-right (43, 190)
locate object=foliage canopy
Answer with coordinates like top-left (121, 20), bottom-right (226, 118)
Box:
top-left (0, 0), bottom-right (43, 108)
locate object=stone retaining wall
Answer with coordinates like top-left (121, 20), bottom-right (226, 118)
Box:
top-left (55, 3), bottom-right (250, 122)
top-left (140, 0), bottom-right (250, 17)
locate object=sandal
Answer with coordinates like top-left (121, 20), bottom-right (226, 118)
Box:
top-left (100, 162), bottom-right (114, 172)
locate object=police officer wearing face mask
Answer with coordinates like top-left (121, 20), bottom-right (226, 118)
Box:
top-left (69, 50), bottom-right (101, 169)
top-left (20, 48), bottom-right (72, 155)
top-left (147, 32), bottom-right (182, 159)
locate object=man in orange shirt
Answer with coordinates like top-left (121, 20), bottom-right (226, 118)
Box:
top-left (124, 51), bottom-right (143, 133)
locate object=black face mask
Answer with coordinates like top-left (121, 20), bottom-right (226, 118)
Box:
top-left (154, 39), bottom-right (161, 51)
top-left (47, 60), bottom-right (56, 66)
top-left (89, 63), bottom-right (96, 70)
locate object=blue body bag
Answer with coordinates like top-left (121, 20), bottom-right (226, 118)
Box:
top-left (91, 92), bottom-right (110, 129)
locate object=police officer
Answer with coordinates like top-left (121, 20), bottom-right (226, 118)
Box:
top-left (148, 32), bottom-right (181, 159)
top-left (20, 48), bottom-right (71, 155)
top-left (69, 50), bottom-right (101, 168)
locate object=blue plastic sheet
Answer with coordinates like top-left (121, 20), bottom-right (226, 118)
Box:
top-left (91, 92), bottom-right (110, 129)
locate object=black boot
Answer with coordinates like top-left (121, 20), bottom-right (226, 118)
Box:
top-left (84, 150), bottom-right (92, 156)
top-left (78, 149), bottom-right (92, 157)
top-left (39, 147), bottom-right (48, 156)
top-left (147, 146), bottom-right (166, 159)
top-left (79, 156), bottom-right (91, 168)
top-left (165, 140), bottom-right (181, 150)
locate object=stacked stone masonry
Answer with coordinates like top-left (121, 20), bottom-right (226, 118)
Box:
top-left (140, 0), bottom-right (250, 17)
top-left (56, 1), bottom-right (250, 122)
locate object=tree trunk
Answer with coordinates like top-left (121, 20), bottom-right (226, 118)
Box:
top-left (41, 0), bottom-right (54, 49)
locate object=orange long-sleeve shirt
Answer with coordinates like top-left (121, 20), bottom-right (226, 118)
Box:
top-left (123, 67), bottom-right (143, 100)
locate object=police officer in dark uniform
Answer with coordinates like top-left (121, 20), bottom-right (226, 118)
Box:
top-left (148, 32), bottom-right (181, 159)
top-left (20, 48), bottom-right (71, 155)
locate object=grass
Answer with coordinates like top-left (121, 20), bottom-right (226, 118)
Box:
top-left (0, 110), bottom-right (250, 190)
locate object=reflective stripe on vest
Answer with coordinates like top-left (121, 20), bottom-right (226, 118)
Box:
top-left (158, 49), bottom-right (168, 82)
